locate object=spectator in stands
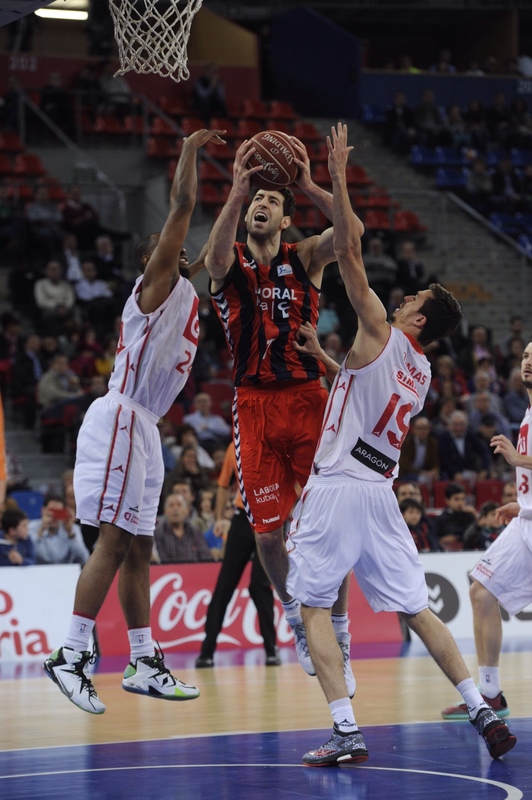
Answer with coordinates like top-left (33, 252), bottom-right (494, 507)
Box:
top-left (465, 368), bottom-right (505, 417)
top-left (363, 236), bottom-right (397, 304)
top-left (37, 353), bottom-right (84, 417)
top-left (0, 311), bottom-right (22, 363)
top-left (500, 335), bottom-right (526, 380)
top-left (154, 492), bottom-right (214, 564)
top-left (463, 501), bottom-right (502, 550)
top-left (501, 481), bottom-right (517, 504)
top-left (184, 392), bottom-right (232, 452)
top-left (398, 55), bottom-right (421, 74)
top-left (54, 233), bottom-right (83, 283)
top-left (320, 331), bottom-right (346, 368)
top-left (395, 240), bottom-right (425, 295)
top-left (93, 234), bottom-right (122, 284)
top-left (0, 181), bottom-right (23, 254)
top-left (25, 186), bottom-right (64, 258)
top-left (463, 99), bottom-right (489, 152)
top-left (73, 61), bottom-right (101, 118)
top-left (383, 90), bottom-right (418, 153)
top-left (509, 97), bottom-right (532, 150)
top-left (74, 259), bottom-right (115, 339)
top-left (0, 508), bottom-right (34, 566)
top-left (433, 482), bottom-right (477, 551)
top-left (0, 75), bottom-right (22, 131)
top-left (399, 415), bottom-right (440, 484)
top-left (498, 314), bottom-right (525, 359)
top-left (469, 390), bottom-right (512, 440)
top-left (167, 422), bottom-right (215, 471)
top-left (430, 48), bottom-right (457, 74)
top-left (475, 413), bottom-right (514, 481)
top-left (491, 156), bottom-right (524, 212)
top-left (437, 409), bottom-right (491, 481)
top-left (446, 104), bottom-right (470, 150)
top-left (39, 335), bottom-right (61, 370)
top-left (522, 163), bottom-right (532, 211)
top-left (40, 71), bottom-right (75, 138)
top-left (466, 158), bottom-right (493, 214)
top-left (98, 59), bottom-right (133, 119)
top-left (164, 444), bottom-right (212, 497)
top-left (192, 62), bottom-right (227, 123)
top-left (62, 184), bottom-right (100, 250)
top-left (34, 259), bottom-right (76, 337)
top-left (196, 487), bottom-right (217, 536)
top-left (164, 477), bottom-right (202, 529)
top-left (486, 92), bottom-right (512, 147)
top-left (385, 286), bottom-right (405, 322)
top-left (457, 325), bottom-right (497, 379)
top-left (29, 494), bottom-right (89, 565)
top-left (427, 353), bottom-right (469, 411)
top-left (316, 292), bottom-right (341, 337)
top-left (11, 333), bottom-right (43, 429)
top-left (399, 498), bottom-right (442, 553)
top-left (414, 88), bottom-right (451, 147)
top-left (93, 334), bottom-right (117, 379)
top-left (503, 367), bottom-right (529, 437)
top-left (190, 320), bottom-right (221, 390)
top-left (6, 449), bottom-right (29, 495)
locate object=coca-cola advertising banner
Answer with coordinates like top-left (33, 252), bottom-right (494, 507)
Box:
top-left (97, 563), bottom-right (403, 656)
top-left (0, 565), bottom-right (82, 661)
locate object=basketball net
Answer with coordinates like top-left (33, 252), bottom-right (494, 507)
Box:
top-left (108, 0), bottom-right (203, 82)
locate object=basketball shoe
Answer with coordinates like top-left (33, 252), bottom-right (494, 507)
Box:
top-left (336, 632), bottom-right (356, 699)
top-left (302, 725), bottom-right (369, 766)
top-left (291, 622), bottom-right (315, 675)
top-left (122, 647), bottom-right (200, 700)
top-left (441, 691), bottom-right (510, 720)
top-left (43, 646), bottom-right (105, 715)
top-left (471, 707), bottom-right (517, 759)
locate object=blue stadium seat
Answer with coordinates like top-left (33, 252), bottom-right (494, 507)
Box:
top-left (515, 212), bottom-right (532, 232)
top-left (410, 145), bottom-right (438, 167)
top-left (489, 212), bottom-right (523, 237)
top-left (435, 167), bottom-right (469, 190)
top-left (434, 147), bottom-right (468, 167)
top-left (518, 234), bottom-right (532, 256)
top-left (510, 149), bottom-right (532, 168)
top-left (9, 490), bottom-right (44, 519)
top-left (485, 149), bottom-right (509, 168)
top-left (361, 103), bottom-right (387, 124)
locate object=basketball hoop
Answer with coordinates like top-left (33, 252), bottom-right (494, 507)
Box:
top-left (108, 0), bottom-right (203, 83)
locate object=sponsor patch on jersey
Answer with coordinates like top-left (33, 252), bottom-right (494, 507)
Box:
top-left (350, 437), bottom-right (397, 478)
top-left (243, 258), bottom-right (257, 270)
top-left (393, 365), bottom-right (420, 397)
top-left (277, 263), bottom-right (293, 277)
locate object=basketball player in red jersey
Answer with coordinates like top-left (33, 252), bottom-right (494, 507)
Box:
top-left (205, 133), bottom-right (360, 682)
top-left (287, 124), bottom-right (515, 765)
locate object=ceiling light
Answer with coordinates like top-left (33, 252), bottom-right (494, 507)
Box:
top-left (35, 9), bottom-right (88, 20)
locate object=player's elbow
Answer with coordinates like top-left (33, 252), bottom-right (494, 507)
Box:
top-left (333, 239), bottom-right (361, 263)
top-left (171, 191), bottom-right (195, 215)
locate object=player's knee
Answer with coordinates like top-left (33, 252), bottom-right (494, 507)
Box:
top-left (469, 579), bottom-right (493, 611)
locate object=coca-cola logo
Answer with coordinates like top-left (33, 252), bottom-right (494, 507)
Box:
top-left (149, 572), bottom-right (294, 649)
top-left (0, 589), bottom-right (49, 657)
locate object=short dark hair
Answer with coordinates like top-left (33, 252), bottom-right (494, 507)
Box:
top-left (445, 482), bottom-right (466, 500)
top-left (417, 283), bottom-right (462, 347)
top-left (2, 508), bottom-right (28, 533)
top-left (252, 187), bottom-right (296, 218)
top-left (134, 233), bottom-right (159, 273)
top-left (399, 498), bottom-right (423, 514)
top-left (480, 501), bottom-right (499, 517)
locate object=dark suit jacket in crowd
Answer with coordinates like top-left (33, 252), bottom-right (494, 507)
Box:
top-left (436, 430), bottom-right (491, 479)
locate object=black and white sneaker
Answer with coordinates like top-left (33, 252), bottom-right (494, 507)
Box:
top-left (44, 646), bottom-right (105, 714)
top-left (122, 647), bottom-right (199, 700)
top-left (471, 706), bottom-right (517, 758)
top-left (302, 724), bottom-right (369, 766)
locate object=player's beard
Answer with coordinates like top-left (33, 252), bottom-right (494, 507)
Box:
top-left (522, 376), bottom-right (532, 389)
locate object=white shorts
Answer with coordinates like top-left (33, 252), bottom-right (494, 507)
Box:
top-left (470, 516), bottom-right (532, 615)
top-left (74, 390), bottom-right (164, 536)
top-left (286, 475), bottom-right (428, 614)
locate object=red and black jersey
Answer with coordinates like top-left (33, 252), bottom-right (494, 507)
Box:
top-left (211, 241), bottom-right (325, 387)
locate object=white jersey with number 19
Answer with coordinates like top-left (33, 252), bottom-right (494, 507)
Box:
top-left (109, 274), bottom-right (200, 418)
top-left (313, 326), bottom-right (430, 482)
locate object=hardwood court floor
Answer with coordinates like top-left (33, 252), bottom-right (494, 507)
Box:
top-left (2, 642), bottom-right (531, 799)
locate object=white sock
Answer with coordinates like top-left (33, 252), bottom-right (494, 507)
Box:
top-left (456, 677), bottom-right (489, 719)
top-left (128, 627), bottom-right (155, 661)
top-left (331, 613), bottom-right (349, 636)
top-left (329, 697), bottom-right (357, 732)
top-left (64, 614), bottom-right (95, 653)
top-left (282, 598), bottom-right (302, 625)
top-left (479, 666), bottom-right (501, 699)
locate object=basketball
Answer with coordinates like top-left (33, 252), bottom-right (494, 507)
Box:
top-left (247, 130), bottom-right (299, 189)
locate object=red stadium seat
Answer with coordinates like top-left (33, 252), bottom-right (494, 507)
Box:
top-left (0, 154), bottom-right (14, 177)
top-left (312, 164), bottom-right (330, 186)
top-left (346, 164), bottom-right (372, 187)
top-left (0, 131), bottom-right (23, 152)
top-left (200, 183), bottom-right (221, 207)
top-left (164, 403), bottom-right (185, 427)
top-left (292, 121), bottom-right (321, 143)
top-left (13, 152), bottom-right (46, 177)
top-left (203, 380), bottom-right (234, 422)
top-left (475, 480), bottom-right (504, 509)
top-left (240, 99), bottom-right (269, 119)
top-left (234, 118), bottom-right (261, 139)
top-left (364, 210), bottom-right (390, 230)
top-left (269, 100), bottom-right (298, 121)
top-left (199, 160), bottom-right (228, 183)
top-left (180, 116), bottom-right (206, 136)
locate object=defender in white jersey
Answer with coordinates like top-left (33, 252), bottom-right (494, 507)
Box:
top-left (43, 128), bottom-right (226, 715)
top-left (442, 340), bottom-right (532, 722)
top-left (286, 123), bottom-right (515, 766)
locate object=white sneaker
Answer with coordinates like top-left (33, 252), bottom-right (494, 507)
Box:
top-left (122, 648), bottom-right (200, 700)
top-left (336, 632), bottom-right (356, 698)
top-left (43, 646), bottom-right (106, 714)
top-left (291, 622), bottom-right (315, 676)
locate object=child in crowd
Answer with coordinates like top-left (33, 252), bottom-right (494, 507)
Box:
top-left (399, 497), bottom-right (442, 553)
top-left (463, 501), bottom-right (502, 550)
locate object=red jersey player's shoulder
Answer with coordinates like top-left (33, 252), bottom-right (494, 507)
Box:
top-left (293, 235), bottom-right (320, 270)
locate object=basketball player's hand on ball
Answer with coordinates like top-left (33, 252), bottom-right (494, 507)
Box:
top-left (326, 123), bottom-right (353, 183)
top-left (289, 136), bottom-right (310, 189)
top-left (232, 139), bottom-right (265, 196)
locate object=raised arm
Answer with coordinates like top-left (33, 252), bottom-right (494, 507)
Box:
top-left (205, 139), bottom-right (263, 290)
top-left (327, 123), bottom-right (388, 345)
top-left (139, 128), bottom-right (225, 313)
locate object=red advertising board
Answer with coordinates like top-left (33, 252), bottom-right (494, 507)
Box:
top-left (97, 563), bottom-right (403, 657)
